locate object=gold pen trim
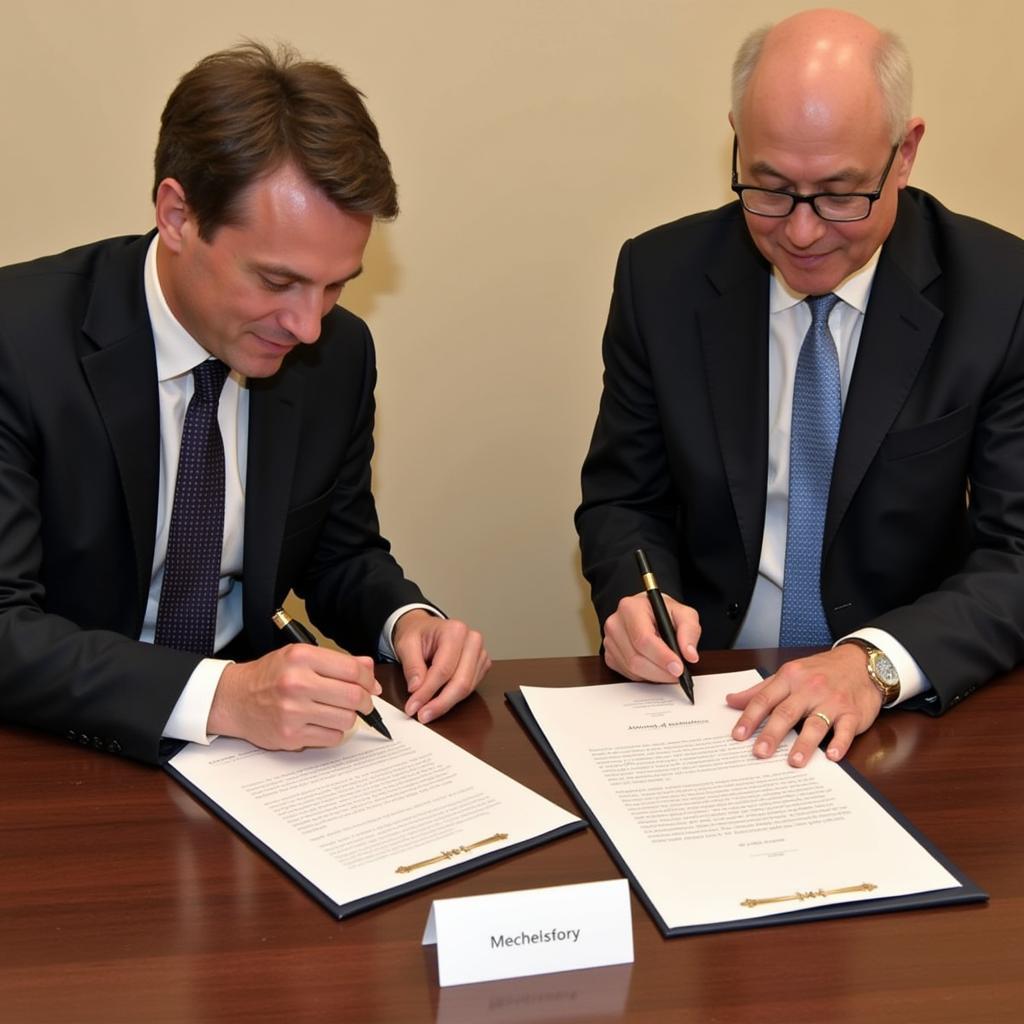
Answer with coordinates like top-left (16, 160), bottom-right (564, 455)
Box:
top-left (395, 833), bottom-right (509, 875)
top-left (641, 572), bottom-right (658, 591)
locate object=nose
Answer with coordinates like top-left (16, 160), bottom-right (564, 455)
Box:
top-left (278, 291), bottom-right (324, 345)
top-left (784, 201), bottom-right (827, 249)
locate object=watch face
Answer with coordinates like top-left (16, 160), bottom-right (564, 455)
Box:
top-left (873, 653), bottom-right (899, 687)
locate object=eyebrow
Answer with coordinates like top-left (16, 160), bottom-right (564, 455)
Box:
top-left (254, 263), bottom-right (365, 288)
top-left (749, 161), bottom-right (870, 188)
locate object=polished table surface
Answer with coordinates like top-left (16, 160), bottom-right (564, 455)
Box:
top-left (2, 651), bottom-right (1022, 1023)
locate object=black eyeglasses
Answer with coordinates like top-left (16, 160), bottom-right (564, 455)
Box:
top-left (730, 136), bottom-right (899, 223)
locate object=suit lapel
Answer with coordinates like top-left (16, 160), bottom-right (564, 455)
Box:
top-left (825, 195), bottom-right (943, 550)
top-left (698, 221), bottom-right (772, 575)
top-left (80, 235), bottom-right (161, 621)
top-left (242, 367), bottom-right (303, 645)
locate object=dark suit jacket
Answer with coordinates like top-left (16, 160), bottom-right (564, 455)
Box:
top-left (0, 233), bottom-right (428, 763)
top-left (576, 188), bottom-right (1024, 713)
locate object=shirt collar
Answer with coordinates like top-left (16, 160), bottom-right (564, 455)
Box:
top-left (769, 245), bottom-right (881, 316)
top-left (143, 235), bottom-right (219, 383)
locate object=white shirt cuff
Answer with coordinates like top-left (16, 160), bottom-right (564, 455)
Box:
top-left (834, 626), bottom-right (930, 706)
top-left (162, 658), bottom-right (230, 744)
top-left (378, 603), bottom-right (445, 661)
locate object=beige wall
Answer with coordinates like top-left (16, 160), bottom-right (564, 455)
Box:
top-left (3, 1), bottom-right (1021, 658)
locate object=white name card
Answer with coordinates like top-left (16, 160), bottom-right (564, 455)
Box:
top-left (422, 878), bottom-right (633, 987)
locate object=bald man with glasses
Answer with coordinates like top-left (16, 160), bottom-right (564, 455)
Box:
top-left (577, 9), bottom-right (1024, 767)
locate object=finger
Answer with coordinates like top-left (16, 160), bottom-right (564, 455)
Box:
top-left (755, 659), bottom-right (843, 758)
top-left (275, 722), bottom-right (350, 751)
top-left (729, 675), bottom-right (786, 740)
top-left (262, 708), bottom-right (355, 749)
top-left (462, 645), bottom-right (492, 694)
top-left (606, 596), bottom-right (677, 673)
top-left (311, 678), bottom-right (376, 717)
top-left (731, 658), bottom-right (829, 744)
top-left (725, 676), bottom-right (770, 710)
top-left (405, 621), bottom-right (468, 716)
top-left (663, 596), bottom-right (702, 661)
top-left (354, 655), bottom-right (382, 695)
top-left (602, 638), bottom-right (633, 679)
top-left (628, 650), bottom-right (686, 684)
top-left (304, 702), bottom-right (362, 735)
top-left (620, 599), bottom-right (687, 677)
top-left (605, 612), bottom-right (682, 683)
top-left (476, 648), bottom-right (493, 686)
top-left (602, 628), bottom-right (638, 679)
top-left (601, 609), bottom-right (633, 669)
top-left (824, 716), bottom-right (859, 762)
top-left (393, 624), bottom-right (430, 693)
top-left (291, 663), bottom-right (378, 712)
top-left (414, 630), bottom-right (485, 724)
top-left (787, 713), bottom-right (835, 768)
top-left (630, 629), bottom-right (687, 678)
top-left (750, 695), bottom-right (810, 758)
top-left (294, 646), bottom-right (380, 692)
top-left (259, 653), bottom-right (376, 714)
top-left (604, 624), bottom-right (682, 683)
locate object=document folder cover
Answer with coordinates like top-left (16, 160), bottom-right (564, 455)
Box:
top-left (507, 687), bottom-right (986, 938)
top-left (166, 759), bottom-right (584, 919)
top-left (164, 703), bottom-right (586, 921)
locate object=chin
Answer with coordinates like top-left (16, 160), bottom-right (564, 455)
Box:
top-left (778, 263), bottom-right (845, 297)
top-left (235, 352), bottom-right (287, 379)
top-left (248, 359), bottom-right (287, 379)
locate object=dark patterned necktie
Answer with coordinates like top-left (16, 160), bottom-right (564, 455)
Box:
top-left (154, 359), bottom-right (230, 655)
top-left (779, 293), bottom-right (842, 647)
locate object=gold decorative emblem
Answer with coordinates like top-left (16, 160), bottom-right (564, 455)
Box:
top-left (395, 833), bottom-right (510, 874)
top-left (741, 882), bottom-right (877, 908)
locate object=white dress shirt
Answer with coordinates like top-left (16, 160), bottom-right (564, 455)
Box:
top-left (141, 237), bottom-right (434, 743)
top-left (732, 249), bottom-right (928, 705)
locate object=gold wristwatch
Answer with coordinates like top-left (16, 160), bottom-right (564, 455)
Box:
top-left (836, 637), bottom-right (901, 705)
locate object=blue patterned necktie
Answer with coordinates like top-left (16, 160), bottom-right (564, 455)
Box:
top-left (154, 359), bottom-right (230, 655)
top-left (779, 293), bottom-right (842, 647)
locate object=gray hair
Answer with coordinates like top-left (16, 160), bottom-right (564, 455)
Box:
top-left (731, 24), bottom-right (912, 144)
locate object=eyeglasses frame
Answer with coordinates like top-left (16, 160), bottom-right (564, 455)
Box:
top-left (730, 135), bottom-right (900, 223)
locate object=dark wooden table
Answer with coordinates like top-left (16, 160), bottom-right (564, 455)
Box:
top-left (2, 651), bottom-right (1021, 1023)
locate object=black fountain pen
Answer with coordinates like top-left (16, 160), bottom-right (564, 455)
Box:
top-left (634, 549), bottom-right (695, 704)
top-left (272, 608), bottom-right (392, 740)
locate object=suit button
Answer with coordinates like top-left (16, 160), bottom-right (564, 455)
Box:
top-left (78, 733), bottom-right (91, 746)
top-left (66, 730), bottom-right (77, 742)
top-left (726, 603), bottom-right (741, 620)
top-left (92, 737), bottom-right (104, 750)
top-left (108, 740), bottom-right (122, 755)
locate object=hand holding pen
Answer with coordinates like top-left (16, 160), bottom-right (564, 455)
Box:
top-left (272, 609), bottom-right (392, 739)
top-left (634, 549), bottom-right (696, 703)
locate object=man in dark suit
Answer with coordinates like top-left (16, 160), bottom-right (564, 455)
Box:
top-left (577, 9), bottom-right (1024, 766)
top-left (0, 43), bottom-right (489, 764)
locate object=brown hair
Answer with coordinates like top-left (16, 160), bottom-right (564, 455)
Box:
top-left (153, 41), bottom-right (398, 239)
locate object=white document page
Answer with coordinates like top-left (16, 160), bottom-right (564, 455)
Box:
top-left (521, 672), bottom-right (959, 929)
top-left (168, 698), bottom-right (581, 910)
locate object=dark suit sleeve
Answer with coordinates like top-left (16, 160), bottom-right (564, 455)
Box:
top-left (0, 321), bottom-right (201, 764)
top-left (575, 239), bottom-right (685, 628)
top-left (293, 318), bottom-right (433, 655)
top-left (869, 297), bottom-right (1024, 712)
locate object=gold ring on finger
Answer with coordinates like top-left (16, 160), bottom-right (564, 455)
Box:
top-left (812, 710), bottom-right (833, 730)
